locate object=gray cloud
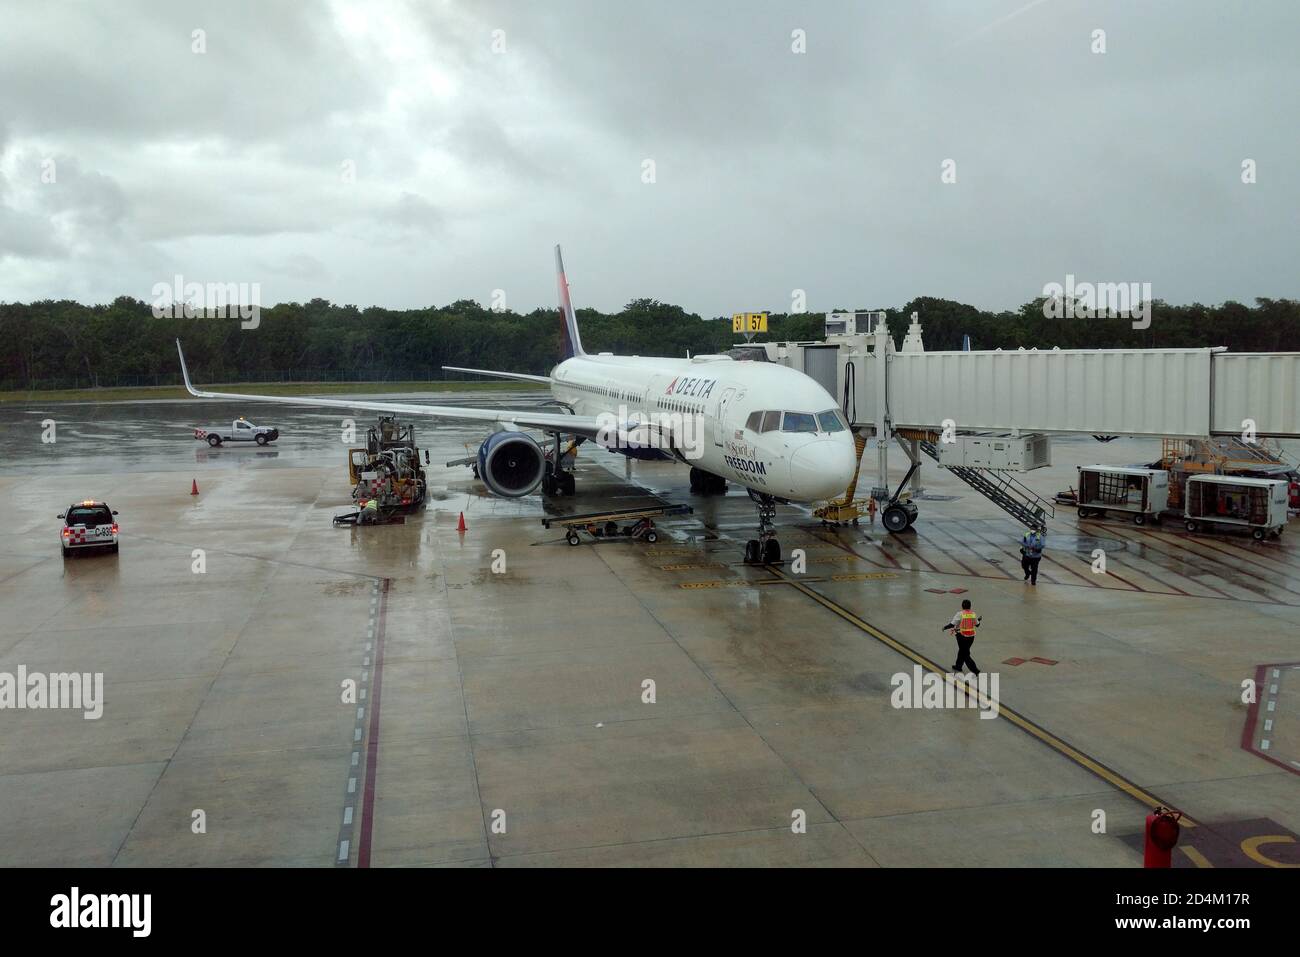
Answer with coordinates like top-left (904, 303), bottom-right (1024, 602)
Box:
top-left (0, 0), bottom-right (1295, 314)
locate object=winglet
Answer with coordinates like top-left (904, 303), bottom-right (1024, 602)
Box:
top-left (176, 339), bottom-right (203, 397)
top-left (554, 244), bottom-right (585, 359)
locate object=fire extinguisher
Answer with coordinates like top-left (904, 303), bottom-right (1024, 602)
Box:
top-left (1144, 806), bottom-right (1182, 868)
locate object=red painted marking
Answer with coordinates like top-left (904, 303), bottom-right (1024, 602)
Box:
top-left (356, 578), bottom-right (390, 868)
top-left (1134, 526), bottom-right (1300, 598)
top-left (1040, 550), bottom-right (1106, 588)
top-left (1240, 661), bottom-right (1300, 777)
top-left (924, 588), bottom-right (947, 594)
top-left (949, 588), bottom-right (967, 594)
top-left (1029, 657), bottom-right (1058, 666)
top-left (951, 521), bottom-right (1053, 583)
top-left (1105, 524), bottom-right (1255, 601)
top-left (910, 528), bottom-right (984, 577)
top-left (1003, 657), bottom-right (1027, 666)
top-left (889, 534), bottom-right (943, 573)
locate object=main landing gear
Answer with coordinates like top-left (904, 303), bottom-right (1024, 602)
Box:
top-left (542, 431), bottom-right (579, 496)
top-left (689, 467), bottom-right (727, 495)
top-left (743, 490), bottom-right (781, 565)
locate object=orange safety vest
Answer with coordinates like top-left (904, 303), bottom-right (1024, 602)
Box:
top-left (957, 611), bottom-right (978, 638)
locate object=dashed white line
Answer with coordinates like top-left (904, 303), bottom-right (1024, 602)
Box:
top-left (351, 751), bottom-right (360, 766)
top-left (343, 806), bottom-right (353, 825)
top-left (338, 840), bottom-right (349, 862)
top-left (347, 777), bottom-right (357, 794)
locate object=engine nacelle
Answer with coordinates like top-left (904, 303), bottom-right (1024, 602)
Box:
top-left (477, 431), bottom-right (546, 497)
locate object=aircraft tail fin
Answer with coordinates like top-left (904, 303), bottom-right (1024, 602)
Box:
top-left (555, 244), bottom-right (585, 360)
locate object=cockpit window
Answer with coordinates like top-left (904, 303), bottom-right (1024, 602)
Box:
top-left (817, 409), bottom-right (848, 432)
top-left (760, 411), bottom-right (781, 433)
top-left (745, 410), bottom-right (763, 432)
top-left (781, 412), bottom-right (818, 433)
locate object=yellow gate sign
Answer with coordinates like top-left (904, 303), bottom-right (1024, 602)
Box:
top-left (732, 312), bottom-right (768, 334)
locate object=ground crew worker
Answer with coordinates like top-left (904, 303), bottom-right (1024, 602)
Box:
top-left (942, 599), bottom-right (981, 675)
top-left (358, 498), bottom-right (380, 525)
top-left (1020, 527), bottom-right (1044, 585)
top-left (867, 497), bottom-right (877, 525)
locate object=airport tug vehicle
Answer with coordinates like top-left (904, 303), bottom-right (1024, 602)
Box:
top-left (194, 417), bottom-right (279, 447)
top-left (58, 500), bottom-right (119, 557)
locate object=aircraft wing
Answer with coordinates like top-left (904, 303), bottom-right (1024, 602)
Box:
top-left (441, 365), bottom-right (552, 385)
top-left (177, 340), bottom-right (602, 438)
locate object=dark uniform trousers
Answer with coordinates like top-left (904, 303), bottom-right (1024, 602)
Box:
top-left (954, 636), bottom-right (979, 674)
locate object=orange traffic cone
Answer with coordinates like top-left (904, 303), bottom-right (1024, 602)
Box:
top-left (456, 512), bottom-right (467, 533)
top-left (191, 479), bottom-right (200, 496)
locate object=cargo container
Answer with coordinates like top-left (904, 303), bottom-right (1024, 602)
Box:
top-left (1183, 475), bottom-right (1289, 540)
top-left (1075, 466), bottom-right (1169, 524)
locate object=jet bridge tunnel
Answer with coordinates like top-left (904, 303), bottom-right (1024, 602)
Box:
top-left (748, 312), bottom-right (1300, 531)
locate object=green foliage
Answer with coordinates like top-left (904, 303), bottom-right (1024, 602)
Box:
top-left (1, 294), bottom-right (1296, 390)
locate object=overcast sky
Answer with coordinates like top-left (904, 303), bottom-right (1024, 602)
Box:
top-left (1, 0), bottom-right (1296, 316)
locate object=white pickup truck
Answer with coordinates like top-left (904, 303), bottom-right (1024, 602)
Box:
top-left (194, 417), bottom-right (280, 447)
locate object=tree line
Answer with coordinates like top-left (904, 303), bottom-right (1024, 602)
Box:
top-left (0, 294), bottom-right (1296, 390)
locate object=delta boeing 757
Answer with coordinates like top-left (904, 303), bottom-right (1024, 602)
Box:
top-left (176, 246), bottom-right (858, 563)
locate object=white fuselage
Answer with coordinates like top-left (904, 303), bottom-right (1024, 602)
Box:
top-left (550, 353), bottom-right (859, 502)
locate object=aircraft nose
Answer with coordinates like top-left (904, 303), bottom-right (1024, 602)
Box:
top-left (789, 438), bottom-right (859, 501)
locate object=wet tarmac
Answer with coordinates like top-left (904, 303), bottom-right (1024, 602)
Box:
top-left (0, 394), bottom-right (1296, 866)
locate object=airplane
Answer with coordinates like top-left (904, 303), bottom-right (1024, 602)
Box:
top-left (176, 246), bottom-right (859, 564)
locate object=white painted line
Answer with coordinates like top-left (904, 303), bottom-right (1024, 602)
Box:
top-left (1270, 684), bottom-right (1278, 694)
top-left (357, 706), bottom-right (365, 720)
top-left (354, 728), bottom-right (362, 742)
top-left (1273, 668), bottom-right (1281, 678)
top-left (351, 751), bottom-right (360, 766)
top-left (362, 670), bottom-right (368, 683)
top-left (1261, 739), bottom-right (1271, 750)
top-left (1292, 761), bottom-right (1300, 769)
top-left (359, 688), bottom-right (367, 700)
top-left (338, 840), bottom-right (349, 862)
top-left (343, 806), bottom-right (353, 825)
top-left (366, 642), bottom-right (372, 651)
top-left (363, 656), bottom-right (370, 667)
top-left (1268, 701), bottom-right (1276, 712)
top-left (1265, 719), bottom-right (1273, 732)
top-left (347, 777), bottom-right (357, 794)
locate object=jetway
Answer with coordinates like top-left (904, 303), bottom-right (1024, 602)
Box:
top-left (748, 312), bottom-right (1300, 532)
top-left (760, 315), bottom-right (1300, 439)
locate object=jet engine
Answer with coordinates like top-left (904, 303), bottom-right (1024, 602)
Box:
top-left (477, 431), bottom-right (546, 497)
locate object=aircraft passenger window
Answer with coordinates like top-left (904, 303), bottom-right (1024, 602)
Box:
top-left (760, 411), bottom-right (781, 433)
top-left (782, 412), bottom-right (818, 433)
top-left (817, 410), bottom-right (847, 432)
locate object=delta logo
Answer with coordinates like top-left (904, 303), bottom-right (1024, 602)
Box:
top-left (664, 376), bottom-right (717, 399)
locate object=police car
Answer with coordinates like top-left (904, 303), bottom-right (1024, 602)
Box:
top-left (58, 500), bottom-right (120, 557)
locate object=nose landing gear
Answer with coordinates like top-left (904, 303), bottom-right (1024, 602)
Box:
top-left (743, 491), bottom-right (782, 565)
